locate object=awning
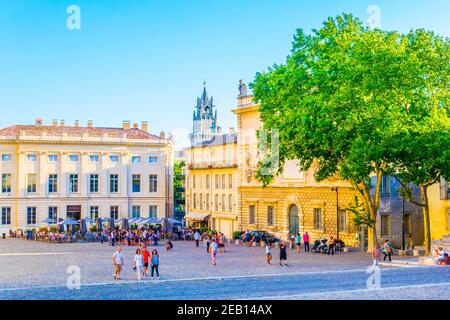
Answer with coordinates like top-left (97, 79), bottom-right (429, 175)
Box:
top-left (184, 212), bottom-right (211, 221)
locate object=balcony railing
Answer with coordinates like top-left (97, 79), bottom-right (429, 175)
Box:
top-left (187, 161), bottom-right (238, 170)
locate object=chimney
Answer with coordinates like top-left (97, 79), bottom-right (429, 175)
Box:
top-left (123, 120), bottom-right (131, 130)
top-left (87, 120), bottom-right (93, 128)
top-left (35, 119), bottom-right (43, 127)
top-left (141, 121), bottom-right (148, 132)
top-left (133, 123), bottom-right (139, 129)
top-left (74, 120), bottom-right (80, 128)
top-left (52, 119), bottom-right (58, 127)
top-left (160, 131), bottom-right (165, 140)
top-left (60, 119), bottom-right (65, 127)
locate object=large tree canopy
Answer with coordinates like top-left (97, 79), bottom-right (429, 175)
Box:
top-left (252, 14), bottom-right (450, 251)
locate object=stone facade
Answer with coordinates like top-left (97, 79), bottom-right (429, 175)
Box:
top-left (0, 120), bottom-right (173, 233)
top-left (428, 179), bottom-right (450, 240)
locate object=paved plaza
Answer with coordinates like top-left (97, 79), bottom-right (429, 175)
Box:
top-left (0, 239), bottom-right (448, 300)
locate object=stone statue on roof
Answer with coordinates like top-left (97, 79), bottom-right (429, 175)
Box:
top-left (238, 79), bottom-right (248, 96)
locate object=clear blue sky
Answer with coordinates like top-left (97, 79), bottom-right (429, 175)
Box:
top-left (0, 0), bottom-right (449, 148)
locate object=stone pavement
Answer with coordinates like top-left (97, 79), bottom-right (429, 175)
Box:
top-left (1, 238), bottom-right (447, 300)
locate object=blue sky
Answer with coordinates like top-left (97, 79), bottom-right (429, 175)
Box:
top-left (0, 0), bottom-right (449, 148)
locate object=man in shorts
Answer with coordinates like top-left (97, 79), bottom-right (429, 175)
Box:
top-left (112, 246), bottom-right (124, 280)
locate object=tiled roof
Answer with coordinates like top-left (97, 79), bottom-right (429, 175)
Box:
top-left (0, 125), bottom-right (160, 140)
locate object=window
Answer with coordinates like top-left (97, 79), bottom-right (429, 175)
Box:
top-left (206, 194), bottom-right (210, 211)
top-left (27, 207), bottom-right (36, 225)
top-left (193, 175), bottom-right (196, 189)
top-left (380, 175), bottom-right (390, 194)
top-left (381, 214), bottom-right (390, 236)
top-left (249, 205), bottom-right (256, 224)
top-left (221, 174), bottom-right (226, 189)
top-left (267, 206), bottom-right (274, 226)
top-left (110, 155), bottom-right (120, 163)
top-left (27, 154), bottom-right (37, 162)
top-left (221, 194), bottom-right (226, 212)
top-left (228, 174), bottom-right (233, 189)
top-left (90, 206), bottom-right (99, 220)
top-left (404, 213), bottom-right (411, 235)
top-left (228, 194), bottom-right (233, 212)
top-left (1, 174), bottom-right (11, 193)
top-left (206, 175), bottom-right (210, 189)
top-left (149, 175), bottom-right (158, 192)
top-left (215, 175), bottom-right (219, 189)
top-left (69, 154), bottom-right (79, 162)
top-left (89, 155), bottom-right (99, 163)
top-left (149, 156), bottom-right (158, 163)
top-left (48, 207), bottom-right (57, 222)
top-left (149, 205), bottom-right (157, 218)
top-left (110, 206), bottom-right (119, 220)
top-left (131, 156), bottom-right (141, 163)
top-left (132, 174), bottom-right (141, 193)
top-left (132, 206), bottom-right (141, 219)
top-left (48, 154), bottom-right (58, 162)
top-left (27, 174), bottom-right (37, 193)
top-left (214, 194), bottom-right (218, 211)
top-left (447, 208), bottom-right (450, 230)
top-left (200, 193), bottom-right (204, 210)
top-left (338, 209), bottom-right (347, 232)
top-left (48, 174), bottom-right (58, 193)
top-left (1, 207), bottom-right (11, 225)
top-left (193, 193), bottom-right (197, 209)
top-left (1, 154), bottom-right (12, 162)
top-left (313, 208), bottom-right (322, 230)
top-left (89, 174), bottom-right (99, 193)
top-left (440, 178), bottom-right (450, 200)
top-left (110, 174), bottom-right (119, 193)
top-left (69, 174), bottom-right (79, 193)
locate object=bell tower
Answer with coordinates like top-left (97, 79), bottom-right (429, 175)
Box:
top-left (189, 82), bottom-right (220, 144)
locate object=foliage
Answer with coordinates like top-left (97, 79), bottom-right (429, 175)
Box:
top-left (89, 225), bottom-right (97, 233)
top-left (251, 13), bottom-right (450, 250)
top-left (38, 226), bottom-right (48, 233)
top-left (347, 197), bottom-right (375, 227)
top-left (232, 231), bottom-right (243, 240)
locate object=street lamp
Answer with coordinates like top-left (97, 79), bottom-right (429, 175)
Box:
top-left (332, 186), bottom-right (339, 239)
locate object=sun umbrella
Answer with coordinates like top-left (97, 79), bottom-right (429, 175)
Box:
top-left (167, 218), bottom-right (182, 225)
top-left (80, 219), bottom-right (87, 235)
top-left (148, 218), bottom-right (164, 225)
top-left (138, 218), bottom-right (150, 225)
top-left (41, 217), bottom-right (55, 224)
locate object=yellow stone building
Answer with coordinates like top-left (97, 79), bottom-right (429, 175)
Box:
top-left (184, 134), bottom-right (238, 238)
top-left (233, 94), bottom-right (359, 246)
top-left (428, 179), bottom-right (450, 240)
top-left (0, 119), bottom-right (173, 233)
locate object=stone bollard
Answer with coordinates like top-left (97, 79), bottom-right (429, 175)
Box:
top-left (260, 241), bottom-right (266, 248)
top-left (235, 239), bottom-right (240, 245)
top-left (343, 247), bottom-right (349, 253)
top-left (275, 242), bottom-right (280, 248)
top-left (252, 241), bottom-right (257, 247)
top-left (398, 250), bottom-right (407, 256)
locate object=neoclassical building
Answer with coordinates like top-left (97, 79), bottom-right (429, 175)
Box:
top-left (233, 94), bottom-right (359, 246)
top-left (184, 85), bottom-right (238, 238)
top-left (0, 119), bottom-right (173, 233)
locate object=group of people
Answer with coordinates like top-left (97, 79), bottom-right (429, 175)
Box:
top-left (99, 227), bottom-right (163, 247)
top-left (192, 230), bottom-right (227, 266)
top-left (112, 245), bottom-right (161, 280)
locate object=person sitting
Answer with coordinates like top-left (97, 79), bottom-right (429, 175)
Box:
top-left (435, 246), bottom-right (448, 265)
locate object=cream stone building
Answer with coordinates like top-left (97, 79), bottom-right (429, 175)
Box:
top-left (233, 94), bottom-right (360, 246)
top-left (0, 119), bottom-right (173, 233)
top-left (184, 133), bottom-right (238, 238)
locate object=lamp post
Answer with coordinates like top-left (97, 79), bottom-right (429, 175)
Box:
top-left (402, 195), bottom-right (406, 251)
top-left (332, 187), bottom-right (339, 239)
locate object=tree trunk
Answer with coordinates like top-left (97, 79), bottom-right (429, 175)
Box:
top-left (367, 206), bottom-right (378, 252)
top-left (420, 184), bottom-right (432, 256)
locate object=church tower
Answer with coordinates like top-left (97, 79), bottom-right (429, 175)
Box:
top-left (189, 83), bottom-right (221, 144)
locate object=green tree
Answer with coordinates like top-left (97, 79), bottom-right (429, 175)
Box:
top-left (173, 159), bottom-right (186, 217)
top-left (251, 14), bottom-right (445, 250)
top-left (388, 30), bottom-right (450, 255)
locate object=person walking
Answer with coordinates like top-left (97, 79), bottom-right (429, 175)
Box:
top-left (133, 248), bottom-right (144, 280)
top-left (265, 242), bottom-right (273, 265)
top-left (112, 246), bottom-right (124, 280)
top-left (165, 239), bottom-right (173, 253)
top-left (142, 246), bottom-right (150, 277)
top-left (383, 240), bottom-right (393, 262)
top-left (372, 244), bottom-right (381, 266)
top-left (194, 230), bottom-right (201, 248)
top-left (295, 233), bottom-right (302, 253)
top-left (279, 241), bottom-right (288, 267)
top-left (110, 230), bottom-right (116, 247)
top-left (204, 232), bottom-right (211, 253)
top-left (303, 232), bottom-right (310, 252)
top-left (327, 235), bottom-right (336, 255)
top-left (150, 249), bottom-right (160, 279)
top-left (210, 239), bottom-right (219, 266)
